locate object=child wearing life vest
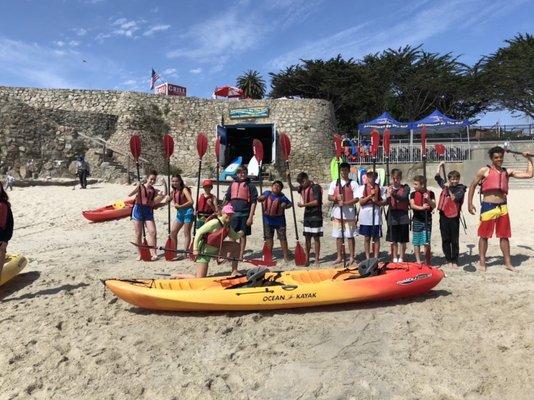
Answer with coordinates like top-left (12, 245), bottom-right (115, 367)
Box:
top-left (185, 204), bottom-right (240, 278)
top-left (288, 171), bottom-right (323, 267)
top-left (128, 170), bottom-right (166, 261)
top-left (257, 180), bottom-right (292, 262)
top-left (385, 169), bottom-right (410, 262)
top-left (357, 170), bottom-right (387, 260)
top-left (327, 162), bottom-right (359, 265)
top-left (409, 175), bottom-right (436, 265)
top-left (168, 174), bottom-right (194, 258)
top-left (0, 182), bottom-right (14, 276)
top-left (223, 166), bottom-right (258, 259)
top-left (435, 162), bottom-right (466, 269)
top-left (195, 179), bottom-right (219, 229)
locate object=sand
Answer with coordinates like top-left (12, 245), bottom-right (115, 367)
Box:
top-left (1, 182), bottom-right (533, 400)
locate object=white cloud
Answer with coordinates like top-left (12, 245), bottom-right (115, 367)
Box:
top-left (75, 28), bottom-right (87, 36)
top-left (54, 40), bottom-right (65, 47)
top-left (143, 24), bottom-right (171, 36)
top-left (162, 68), bottom-right (178, 78)
top-left (123, 79), bottom-right (137, 85)
top-left (110, 18), bottom-right (141, 38)
top-left (190, 67), bottom-right (202, 74)
top-left (69, 40), bottom-right (80, 47)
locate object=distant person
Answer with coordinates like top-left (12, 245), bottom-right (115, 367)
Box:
top-left (287, 171), bottom-right (323, 267)
top-left (223, 166), bottom-right (258, 259)
top-left (0, 182), bottom-right (14, 275)
top-left (4, 173), bottom-right (15, 191)
top-left (467, 146), bottom-right (533, 272)
top-left (409, 175), bottom-right (436, 265)
top-left (76, 155), bottom-right (90, 189)
top-left (435, 162), bottom-right (466, 269)
top-left (168, 174), bottom-right (194, 258)
top-left (257, 180), bottom-right (292, 262)
top-left (385, 169), bottom-right (410, 262)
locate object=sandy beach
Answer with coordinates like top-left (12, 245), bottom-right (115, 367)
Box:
top-left (1, 182), bottom-right (533, 400)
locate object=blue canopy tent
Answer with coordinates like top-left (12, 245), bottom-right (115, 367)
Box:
top-left (358, 111), bottom-right (411, 133)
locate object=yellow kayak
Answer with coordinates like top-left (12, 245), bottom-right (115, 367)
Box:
top-left (0, 254), bottom-right (28, 286)
top-left (105, 262), bottom-right (444, 312)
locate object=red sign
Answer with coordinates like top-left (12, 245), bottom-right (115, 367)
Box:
top-left (155, 83), bottom-right (187, 96)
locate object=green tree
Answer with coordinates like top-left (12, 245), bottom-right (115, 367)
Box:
top-left (236, 70), bottom-right (266, 99)
top-left (479, 33), bottom-right (534, 118)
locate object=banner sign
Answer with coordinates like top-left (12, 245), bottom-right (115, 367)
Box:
top-left (229, 107), bottom-right (269, 119)
top-left (155, 83), bottom-right (187, 97)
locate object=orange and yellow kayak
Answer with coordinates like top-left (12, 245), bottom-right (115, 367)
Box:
top-left (104, 262), bottom-right (444, 312)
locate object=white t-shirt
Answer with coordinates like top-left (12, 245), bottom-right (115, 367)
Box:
top-left (356, 185), bottom-right (387, 226)
top-left (328, 179), bottom-right (359, 220)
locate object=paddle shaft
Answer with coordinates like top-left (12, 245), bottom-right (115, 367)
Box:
top-left (258, 161), bottom-right (266, 241)
top-left (371, 157), bottom-right (377, 245)
top-left (337, 160), bottom-right (346, 268)
top-left (285, 161), bottom-right (300, 241)
top-left (193, 157), bottom-right (203, 235)
top-left (506, 149), bottom-right (533, 156)
top-left (422, 153), bottom-right (429, 245)
top-left (135, 161), bottom-right (147, 240)
top-left (167, 158), bottom-right (171, 235)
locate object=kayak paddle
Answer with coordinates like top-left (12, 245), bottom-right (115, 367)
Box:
top-left (130, 134), bottom-right (151, 262)
top-left (253, 139), bottom-right (273, 262)
top-left (193, 132), bottom-right (208, 236)
top-left (383, 128), bottom-right (391, 235)
top-left (333, 133), bottom-right (347, 268)
top-left (163, 133), bottom-right (175, 261)
top-left (215, 135), bottom-right (221, 203)
top-left (280, 133), bottom-right (306, 266)
top-left (370, 129), bottom-right (380, 246)
top-left (131, 242), bottom-right (276, 267)
top-left (503, 141), bottom-right (533, 157)
top-left (421, 126), bottom-right (431, 256)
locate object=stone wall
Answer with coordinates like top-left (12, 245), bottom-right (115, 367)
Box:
top-left (0, 86), bottom-right (337, 182)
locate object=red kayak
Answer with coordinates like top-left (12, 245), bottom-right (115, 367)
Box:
top-left (82, 199), bottom-right (134, 223)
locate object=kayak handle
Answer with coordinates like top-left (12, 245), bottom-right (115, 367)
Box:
top-left (281, 285), bottom-right (298, 291)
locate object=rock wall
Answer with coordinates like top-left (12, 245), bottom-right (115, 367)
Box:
top-left (0, 86), bottom-right (337, 182)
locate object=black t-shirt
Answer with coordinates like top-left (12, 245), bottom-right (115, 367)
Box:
top-left (298, 183), bottom-right (322, 222)
top-left (434, 175), bottom-right (467, 205)
top-left (410, 190), bottom-right (435, 222)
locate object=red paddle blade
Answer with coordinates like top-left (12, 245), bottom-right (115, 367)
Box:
top-left (383, 128), bottom-right (391, 156)
top-left (247, 258), bottom-right (277, 267)
top-left (333, 134), bottom-right (343, 158)
top-left (434, 143), bottom-right (446, 156)
top-left (253, 139), bottom-right (264, 163)
top-left (164, 237), bottom-right (176, 261)
top-left (130, 134), bottom-right (141, 161)
top-left (196, 132), bottom-right (208, 159)
top-left (421, 126), bottom-right (427, 155)
top-left (215, 136), bottom-right (221, 160)
top-left (163, 134), bottom-right (174, 159)
top-left (262, 242), bottom-right (272, 262)
top-left (280, 132), bottom-right (291, 161)
top-left (140, 238), bottom-right (151, 261)
top-left (294, 241), bottom-right (307, 266)
top-left (370, 129), bottom-right (380, 157)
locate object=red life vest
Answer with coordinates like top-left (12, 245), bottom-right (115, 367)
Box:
top-left (333, 180), bottom-right (354, 201)
top-left (437, 188), bottom-right (460, 218)
top-left (197, 194), bottom-right (216, 215)
top-left (172, 187), bottom-right (190, 206)
top-left (204, 218), bottom-right (229, 247)
top-left (363, 183), bottom-right (382, 203)
top-left (412, 190), bottom-right (432, 207)
top-left (230, 181), bottom-right (251, 202)
top-left (481, 166), bottom-right (508, 195)
top-left (389, 185), bottom-right (409, 210)
top-left (0, 202), bottom-right (9, 229)
top-left (135, 185), bottom-right (156, 207)
top-left (301, 182), bottom-right (321, 204)
top-left (264, 194), bottom-right (284, 216)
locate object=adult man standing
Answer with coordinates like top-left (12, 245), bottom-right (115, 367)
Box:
top-left (467, 146), bottom-right (533, 272)
top-left (76, 155), bottom-right (90, 189)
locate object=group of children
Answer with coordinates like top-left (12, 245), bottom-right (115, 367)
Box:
top-left (128, 161), bottom-right (467, 277)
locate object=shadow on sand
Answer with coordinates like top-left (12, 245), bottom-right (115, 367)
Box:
top-left (0, 271), bottom-right (41, 300)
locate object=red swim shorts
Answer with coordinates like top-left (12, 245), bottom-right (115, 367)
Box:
top-left (477, 202), bottom-right (511, 239)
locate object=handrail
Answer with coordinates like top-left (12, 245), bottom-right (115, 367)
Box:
top-left (76, 131), bottom-right (150, 163)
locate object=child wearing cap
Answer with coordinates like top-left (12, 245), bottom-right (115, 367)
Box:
top-left (196, 179), bottom-right (219, 229)
top-left (258, 180), bottom-right (292, 262)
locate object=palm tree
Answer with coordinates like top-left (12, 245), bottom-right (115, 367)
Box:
top-left (236, 70), bottom-right (266, 99)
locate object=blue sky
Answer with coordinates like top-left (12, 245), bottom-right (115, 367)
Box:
top-left (0, 0), bottom-right (532, 125)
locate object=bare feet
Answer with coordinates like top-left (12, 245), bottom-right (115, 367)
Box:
top-left (230, 270), bottom-right (241, 277)
top-left (314, 260), bottom-right (320, 267)
top-left (478, 263), bottom-right (486, 272)
top-left (348, 258), bottom-right (355, 266)
top-left (504, 265), bottom-right (518, 272)
top-left (451, 263), bottom-right (459, 269)
top-left (333, 258), bottom-right (342, 265)
top-left (151, 254), bottom-right (159, 261)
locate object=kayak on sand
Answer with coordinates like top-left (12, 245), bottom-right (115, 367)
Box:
top-left (104, 261), bottom-right (444, 312)
top-left (82, 199), bottom-right (165, 223)
top-left (1, 254), bottom-right (28, 286)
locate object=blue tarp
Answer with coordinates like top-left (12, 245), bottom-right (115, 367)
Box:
top-left (411, 109), bottom-right (471, 131)
top-left (358, 112), bottom-right (410, 133)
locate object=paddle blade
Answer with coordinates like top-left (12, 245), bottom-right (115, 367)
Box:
top-left (370, 129), bottom-right (380, 157)
top-left (163, 134), bottom-right (174, 159)
top-left (333, 134), bottom-right (343, 158)
top-left (164, 237), bottom-right (176, 261)
top-left (294, 241), bottom-right (307, 266)
top-left (140, 239), bottom-right (151, 262)
top-left (280, 132), bottom-right (291, 161)
top-left (215, 136), bottom-right (221, 160)
top-left (253, 139), bottom-right (264, 163)
top-left (421, 126), bottom-right (427, 155)
top-left (434, 143), bottom-right (446, 156)
top-left (383, 128), bottom-right (391, 156)
top-left (247, 258), bottom-right (277, 267)
top-left (196, 132), bottom-right (208, 159)
top-left (262, 242), bottom-right (273, 262)
top-left (130, 134), bottom-right (141, 161)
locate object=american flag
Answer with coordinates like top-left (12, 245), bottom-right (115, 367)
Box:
top-left (149, 68), bottom-right (160, 90)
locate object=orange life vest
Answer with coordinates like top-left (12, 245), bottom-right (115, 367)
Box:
top-left (481, 166), bottom-right (508, 195)
top-left (264, 194), bottom-right (284, 216)
top-left (135, 184), bottom-right (156, 207)
top-left (204, 218), bottom-right (229, 247)
top-left (230, 181), bottom-right (251, 202)
top-left (197, 194), bottom-right (216, 215)
top-left (437, 188), bottom-right (460, 218)
top-left (389, 184), bottom-right (409, 211)
top-left (333, 180), bottom-right (354, 201)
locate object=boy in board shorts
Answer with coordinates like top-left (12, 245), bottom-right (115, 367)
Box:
top-left (409, 175), bottom-right (436, 265)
